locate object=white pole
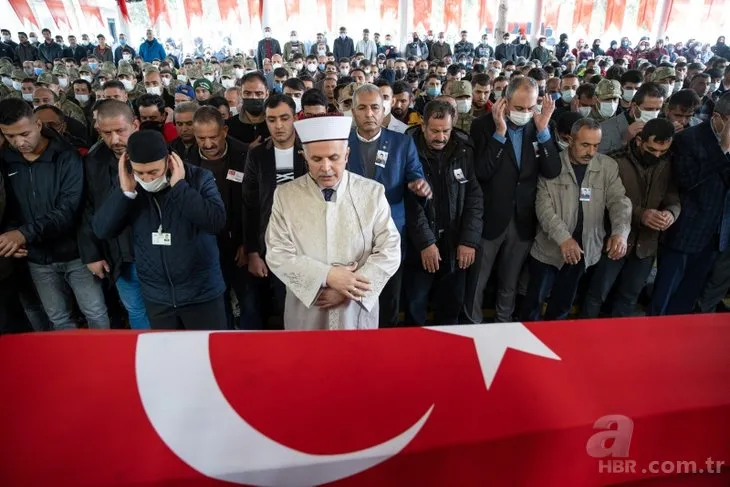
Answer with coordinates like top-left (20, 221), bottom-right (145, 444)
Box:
top-left (496, 0), bottom-right (508, 41)
top-left (531, 0), bottom-right (544, 43)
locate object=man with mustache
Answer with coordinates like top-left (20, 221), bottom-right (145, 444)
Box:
top-left (403, 100), bottom-right (483, 325)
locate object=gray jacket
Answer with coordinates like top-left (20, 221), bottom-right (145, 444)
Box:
top-left (531, 151), bottom-right (632, 269)
top-left (598, 112), bottom-right (630, 154)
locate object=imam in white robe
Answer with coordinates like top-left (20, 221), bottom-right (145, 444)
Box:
top-left (265, 170), bottom-right (401, 330)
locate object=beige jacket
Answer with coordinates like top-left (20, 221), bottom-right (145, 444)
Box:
top-left (531, 151), bottom-right (632, 269)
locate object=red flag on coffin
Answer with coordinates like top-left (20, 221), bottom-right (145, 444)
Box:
top-left (1, 316), bottom-right (729, 486)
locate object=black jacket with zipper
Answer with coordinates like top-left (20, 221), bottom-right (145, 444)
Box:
top-left (405, 127), bottom-right (483, 270)
top-left (1, 128), bottom-right (84, 265)
top-left (77, 140), bottom-right (135, 282)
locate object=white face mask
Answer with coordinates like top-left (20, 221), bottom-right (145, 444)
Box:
top-left (493, 90), bottom-right (503, 100)
top-left (123, 54), bottom-right (132, 61)
top-left (456, 99), bottom-right (472, 113)
top-left (146, 86), bottom-right (162, 96)
top-left (12, 80), bottom-right (22, 90)
top-left (221, 78), bottom-right (235, 89)
top-left (76, 93), bottom-right (89, 104)
top-left (272, 63), bottom-right (282, 69)
top-left (22, 93), bottom-right (33, 101)
top-left (598, 100), bottom-right (618, 118)
top-left (234, 68), bottom-right (244, 79)
top-left (161, 77), bottom-right (171, 87)
top-left (58, 77), bottom-right (68, 88)
top-left (230, 106), bottom-right (239, 117)
top-left (557, 138), bottom-right (570, 150)
top-left (81, 75), bottom-right (93, 83)
top-left (673, 80), bottom-right (682, 93)
top-left (637, 108), bottom-right (660, 123)
top-left (293, 97), bottom-right (302, 113)
top-left (661, 84), bottom-right (673, 98)
top-left (265, 32), bottom-right (271, 39)
top-left (307, 63), bottom-right (318, 73)
top-left (561, 89), bottom-right (576, 103)
top-left (340, 68), bottom-right (349, 75)
top-left (622, 88), bottom-right (636, 102)
top-left (577, 106), bottom-right (593, 117)
top-left (382, 99), bottom-right (392, 117)
top-left (177, 74), bottom-right (187, 83)
top-left (709, 82), bottom-right (719, 93)
top-left (291, 36), bottom-right (297, 43)
top-left (134, 172), bottom-right (169, 193)
top-left (121, 79), bottom-right (135, 91)
top-left (509, 110), bottom-right (533, 126)
top-left (1, 76), bottom-right (12, 87)
top-left (205, 74), bottom-right (215, 83)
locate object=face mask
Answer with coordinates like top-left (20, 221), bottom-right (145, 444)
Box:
top-left (709, 83), bottom-right (719, 92)
top-left (29, 37), bottom-right (37, 43)
top-left (123, 54), bottom-right (131, 61)
top-left (271, 63), bottom-right (282, 70)
top-left (561, 89), bottom-right (575, 102)
top-left (121, 79), bottom-right (135, 91)
top-left (550, 92), bottom-right (561, 101)
top-left (493, 90), bottom-right (503, 100)
top-left (119, 39), bottom-right (126, 46)
top-left (319, 63), bottom-right (326, 71)
top-left (76, 93), bottom-right (89, 104)
top-left (58, 77), bottom-right (68, 88)
top-left (539, 42), bottom-right (545, 47)
top-left (89, 62), bottom-right (99, 71)
top-left (219, 78), bottom-right (234, 89)
top-left (272, 82), bottom-right (283, 94)
top-left (557, 138), bottom-right (570, 151)
top-left (637, 108), bottom-right (660, 122)
top-left (395, 69), bottom-right (405, 79)
top-left (340, 33), bottom-right (347, 39)
top-left (622, 89), bottom-right (636, 102)
top-left (157, 76), bottom-right (170, 87)
top-left (418, 68), bottom-right (428, 76)
top-left (503, 38), bottom-right (510, 44)
top-left (426, 86), bottom-right (440, 97)
top-left (621, 41), bottom-right (629, 48)
top-left (509, 110), bottom-right (533, 126)
top-left (81, 75), bottom-right (93, 83)
top-left (519, 39), bottom-right (527, 45)
top-left (291, 37), bottom-right (297, 43)
top-left (177, 74), bottom-right (187, 83)
top-left (577, 106), bottom-right (592, 117)
top-left (293, 97), bottom-right (302, 113)
top-left (22, 93), bottom-right (33, 101)
top-left (455, 99), bottom-right (471, 114)
top-left (265, 32), bottom-right (271, 39)
top-left (243, 98), bottom-right (265, 115)
top-left (205, 74), bottom-right (216, 83)
top-left (2, 35), bottom-right (10, 42)
top-left (673, 80), bottom-right (682, 93)
top-left (146, 86), bottom-right (162, 96)
top-left (1, 76), bottom-right (12, 87)
top-left (33, 67), bottom-right (43, 76)
top-left (660, 84), bottom-right (673, 97)
top-left (599, 100), bottom-right (618, 118)
top-left (135, 172), bottom-right (169, 193)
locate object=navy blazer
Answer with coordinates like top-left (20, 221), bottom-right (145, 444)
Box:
top-left (347, 128), bottom-right (426, 256)
top-left (664, 121), bottom-right (730, 253)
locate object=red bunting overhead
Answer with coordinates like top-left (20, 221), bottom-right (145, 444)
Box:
top-left (412, 0), bottom-right (432, 31)
top-left (182, 0), bottom-right (203, 26)
top-left (542, 0), bottom-right (560, 33)
top-left (479, 0), bottom-right (496, 32)
top-left (637, 0), bottom-right (659, 31)
top-left (147, 0), bottom-right (171, 27)
top-left (380, 0), bottom-right (399, 23)
top-left (247, 0), bottom-right (261, 26)
top-left (604, 0), bottom-right (627, 32)
top-left (348, 0), bottom-right (366, 15)
top-left (571, 0), bottom-right (593, 35)
top-left (9, 0), bottom-right (39, 28)
top-left (78, 0), bottom-right (104, 27)
top-left (443, 0), bottom-right (462, 31)
top-left (218, 0), bottom-right (241, 23)
top-left (45, 0), bottom-right (71, 30)
top-left (117, 0), bottom-right (130, 22)
top-left (284, 0), bottom-right (300, 18)
top-left (317, 0), bottom-right (332, 33)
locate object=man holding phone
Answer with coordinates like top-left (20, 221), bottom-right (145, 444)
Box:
top-left (93, 129), bottom-right (229, 330)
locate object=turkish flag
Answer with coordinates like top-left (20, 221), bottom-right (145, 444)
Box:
top-left (9, 0), bottom-right (38, 28)
top-left (637, 0), bottom-right (659, 31)
top-left (45, 0), bottom-right (70, 30)
top-left (571, 0), bottom-right (593, 36)
top-left (317, 0), bottom-right (332, 32)
top-left (117, 0), bottom-right (130, 21)
top-left (147, 0), bottom-right (171, 27)
top-left (412, 0), bottom-right (432, 31)
top-left (348, 0), bottom-right (366, 15)
top-left (218, 0), bottom-right (241, 23)
top-left (1, 316), bottom-right (730, 486)
top-left (443, 0), bottom-right (462, 31)
top-left (78, 0), bottom-right (104, 27)
top-left (284, 0), bottom-right (300, 18)
top-left (182, 0), bottom-right (203, 26)
top-left (604, 0), bottom-right (627, 32)
top-left (247, 0), bottom-right (261, 26)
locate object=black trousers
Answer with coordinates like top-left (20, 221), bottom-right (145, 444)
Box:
top-left (403, 263), bottom-right (466, 326)
top-left (378, 265), bottom-right (403, 328)
top-left (520, 256), bottom-right (586, 321)
top-left (144, 295), bottom-right (228, 330)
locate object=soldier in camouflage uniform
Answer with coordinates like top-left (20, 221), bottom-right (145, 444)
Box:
top-left (186, 66), bottom-right (203, 87)
top-left (160, 66), bottom-right (182, 97)
top-left (220, 66), bottom-right (237, 90)
top-left (117, 61), bottom-right (146, 103)
top-left (37, 72), bottom-right (87, 125)
top-left (451, 80), bottom-right (476, 134)
top-left (5, 68), bottom-right (26, 100)
top-left (0, 64), bottom-right (15, 100)
top-left (202, 63), bottom-right (225, 96)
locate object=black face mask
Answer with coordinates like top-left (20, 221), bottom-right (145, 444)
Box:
top-left (395, 69), bottom-right (405, 79)
top-left (418, 68), bottom-right (428, 76)
top-left (538, 88), bottom-right (545, 97)
top-left (641, 150), bottom-right (661, 166)
top-left (243, 98), bottom-right (264, 116)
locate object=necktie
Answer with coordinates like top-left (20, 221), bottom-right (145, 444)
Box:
top-left (322, 188), bottom-right (335, 202)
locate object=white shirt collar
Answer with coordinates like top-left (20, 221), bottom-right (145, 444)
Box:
top-left (356, 128), bottom-right (382, 143)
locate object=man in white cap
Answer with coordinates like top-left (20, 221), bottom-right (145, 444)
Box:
top-left (265, 115), bottom-right (401, 330)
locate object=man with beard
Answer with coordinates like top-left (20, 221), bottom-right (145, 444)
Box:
top-left (582, 119), bottom-right (679, 318)
top-left (186, 106), bottom-right (247, 328)
top-left (391, 81), bottom-right (423, 126)
top-left (241, 94), bottom-right (307, 329)
top-left (135, 94), bottom-right (176, 142)
top-left (78, 100), bottom-right (150, 329)
top-left (226, 72), bottom-right (270, 149)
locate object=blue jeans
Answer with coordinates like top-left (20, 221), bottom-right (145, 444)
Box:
top-left (28, 258), bottom-right (110, 330)
top-left (520, 256), bottom-right (586, 321)
top-left (239, 268), bottom-right (286, 330)
top-left (115, 263), bottom-right (150, 329)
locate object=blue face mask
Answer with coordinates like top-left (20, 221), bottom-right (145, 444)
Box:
top-left (319, 63), bottom-right (325, 70)
top-left (88, 62), bottom-right (98, 71)
top-left (272, 82), bottom-right (283, 94)
top-left (340, 33), bottom-right (346, 39)
top-left (33, 67), bottom-right (42, 76)
top-left (426, 86), bottom-right (440, 97)
top-left (550, 92), bottom-right (561, 101)
top-left (119, 39), bottom-right (126, 46)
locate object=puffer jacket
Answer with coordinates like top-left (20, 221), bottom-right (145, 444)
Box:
top-left (93, 163), bottom-right (226, 307)
top-left (405, 128), bottom-right (483, 270)
top-left (531, 151), bottom-right (632, 270)
top-left (1, 129), bottom-right (83, 265)
top-left (610, 141), bottom-right (680, 258)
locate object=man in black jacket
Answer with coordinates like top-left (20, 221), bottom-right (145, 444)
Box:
top-left (187, 106), bottom-right (247, 329)
top-left (93, 129), bottom-right (228, 330)
top-left (241, 94), bottom-right (307, 329)
top-left (37, 28), bottom-right (64, 67)
top-left (465, 77), bottom-right (561, 323)
top-left (78, 100), bottom-right (150, 329)
top-left (494, 32), bottom-right (517, 64)
top-left (0, 98), bottom-right (109, 330)
top-left (170, 101), bottom-right (198, 161)
top-left (404, 101), bottom-right (483, 326)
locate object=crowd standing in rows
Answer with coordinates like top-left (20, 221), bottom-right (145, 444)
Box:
top-left (0, 24), bottom-right (729, 331)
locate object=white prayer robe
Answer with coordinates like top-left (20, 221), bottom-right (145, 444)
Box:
top-left (265, 171), bottom-right (401, 330)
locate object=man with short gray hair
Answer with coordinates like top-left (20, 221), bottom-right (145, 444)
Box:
top-left (170, 101), bottom-right (198, 161)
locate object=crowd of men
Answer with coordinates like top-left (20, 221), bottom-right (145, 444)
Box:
top-left (0, 23), bottom-right (729, 332)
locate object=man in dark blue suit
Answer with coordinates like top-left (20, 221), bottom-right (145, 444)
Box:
top-left (649, 92), bottom-right (730, 315)
top-left (348, 84), bottom-right (432, 327)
